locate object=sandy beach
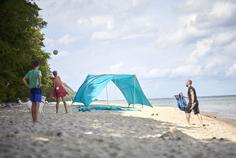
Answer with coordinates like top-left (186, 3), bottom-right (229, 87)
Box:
top-left (0, 103), bottom-right (236, 158)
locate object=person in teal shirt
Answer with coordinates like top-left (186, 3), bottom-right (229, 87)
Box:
top-left (23, 60), bottom-right (42, 123)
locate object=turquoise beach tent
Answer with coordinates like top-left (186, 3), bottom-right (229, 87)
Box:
top-left (73, 74), bottom-right (152, 107)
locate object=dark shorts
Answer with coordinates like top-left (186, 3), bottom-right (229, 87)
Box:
top-left (30, 88), bottom-right (42, 103)
top-left (185, 102), bottom-right (200, 114)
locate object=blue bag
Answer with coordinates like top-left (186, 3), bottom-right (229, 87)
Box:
top-left (175, 95), bottom-right (187, 111)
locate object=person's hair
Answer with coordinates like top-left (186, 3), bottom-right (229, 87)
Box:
top-left (32, 60), bottom-right (40, 68)
top-left (188, 80), bottom-right (192, 85)
top-left (52, 71), bottom-right (57, 77)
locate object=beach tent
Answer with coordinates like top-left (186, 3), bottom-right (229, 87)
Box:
top-left (73, 74), bottom-right (152, 107)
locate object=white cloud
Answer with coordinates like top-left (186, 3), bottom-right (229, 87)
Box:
top-left (58, 34), bottom-right (77, 45)
top-left (213, 31), bottom-right (236, 46)
top-left (77, 15), bottom-right (115, 30)
top-left (189, 38), bottom-right (214, 63)
top-left (44, 37), bottom-right (56, 47)
top-left (110, 62), bottom-right (124, 73)
top-left (91, 16), bottom-right (158, 40)
top-left (157, 0), bottom-right (236, 47)
top-left (91, 31), bottom-right (119, 41)
top-left (108, 58), bottom-right (230, 79)
top-left (155, 0), bottom-right (236, 80)
top-left (44, 34), bottom-right (77, 47)
top-left (226, 63), bottom-right (236, 76)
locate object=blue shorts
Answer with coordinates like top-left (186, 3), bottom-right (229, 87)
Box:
top-left (30, 88), bottom-right (42, 103)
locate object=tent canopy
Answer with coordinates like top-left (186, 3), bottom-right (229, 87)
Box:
top-left (73, 74), bottom-right (152, 107)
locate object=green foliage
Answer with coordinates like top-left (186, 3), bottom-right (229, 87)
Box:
top-left (0, 0), bottom-right (52, 102)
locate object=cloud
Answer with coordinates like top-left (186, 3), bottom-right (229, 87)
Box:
top-left (91, 31), bottom-right (119, 41)
top-left (38, 0), bottom-right (148, 27)
top-left (157, 0), bottom-right (236, 47)
top-left (188, 38), bottom-right (214, 63)
top-left (44, 34), bottom-right (77, 47)
top-left (77, 15), bottom-right (115, 30)
top-left (226, 63), bottom-right (236, 76)
top-left (204, 1), bottom-right (236, 28)
top-left (58, 34), bottom-right (77, 45)
top-left (110, 62), bottom-right (124, 73)
top-left (108, 58), bottom-right (229, 79)
top-left (90, 16), bottom-right (158, 41)
top-left (155, 0), bottom-right (236, 80)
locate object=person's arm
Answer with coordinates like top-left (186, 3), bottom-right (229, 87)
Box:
top-left (190, 90), bottom-right (196, 109)
top-left (22, 77), bottom-right (29, 88)
top-left (38, 71), bottom-right (42, 88)
top-left (38, 76), bottom-right (42, 87)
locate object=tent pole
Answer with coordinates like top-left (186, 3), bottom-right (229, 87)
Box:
top-left (106, 85), bottom-right (109, 105)
top-left (133, 77), bottom-right (136, 108)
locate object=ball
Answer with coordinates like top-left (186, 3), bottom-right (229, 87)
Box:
top-left (53, 50), bottom-right (58, 55)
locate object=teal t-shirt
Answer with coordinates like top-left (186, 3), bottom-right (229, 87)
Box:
top-left (24, 69), bottom-right (42, 89)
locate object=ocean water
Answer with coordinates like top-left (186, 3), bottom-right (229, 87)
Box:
top-left (150, 95), bottom-right (236, 120)
top-left (104, 95), bottom-right (236, 120)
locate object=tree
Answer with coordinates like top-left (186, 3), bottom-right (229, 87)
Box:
top-left (0, 0), bottom-right (52, 102)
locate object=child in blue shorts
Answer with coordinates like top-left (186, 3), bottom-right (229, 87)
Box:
top-left (23, 60), bottom-right (42, 123)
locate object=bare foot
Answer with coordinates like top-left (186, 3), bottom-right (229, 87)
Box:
top-left (185, 124), bottom-right (191, 128)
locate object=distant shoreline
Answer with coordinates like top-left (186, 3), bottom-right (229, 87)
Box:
top-left (149, 94), bottom-right (236, 100)
top-left (97, 95), bottom-right (236, 101)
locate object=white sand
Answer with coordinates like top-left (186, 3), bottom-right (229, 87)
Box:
top-left (0, 104), bottom-right (236, 158)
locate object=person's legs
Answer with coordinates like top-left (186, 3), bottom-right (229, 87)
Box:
top-left (56, 97), bottom-right (60, 113)
top-left (61, 97), bottom-right (68, 113)
top-left (31, 102), bottom-right (36, 122)
top-left (185, 104), bottom-right (192, 126)
top-left (185, 113), bottom-right (191, 126)
top-left (196, 114), bottom-right (203, 126)
top-left (35, 102), bottom-right (40, 122)
top-left (193, 104), bottom-right (203, 127)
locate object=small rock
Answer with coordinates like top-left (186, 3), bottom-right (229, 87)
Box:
top-left (219, 138), bottom-right (224, 141)
top-left (96, 138), bottom-right (103, 143)
top-left (56, 132), bottom-right (62, 137)
top-left (14, 130), bottom-right (19, 134)
top-left (6, 133), bottom-right (15, 138)
top-left (176, 137), bottom-right (181, 140)
top-left (212, 137), bottom-right (216, 139)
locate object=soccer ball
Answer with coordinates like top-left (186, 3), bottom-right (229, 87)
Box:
top-left (53, 50), bottom-right (58, 55)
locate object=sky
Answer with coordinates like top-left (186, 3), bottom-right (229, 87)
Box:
top-left (37, 0), bottom-right (236, 99)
